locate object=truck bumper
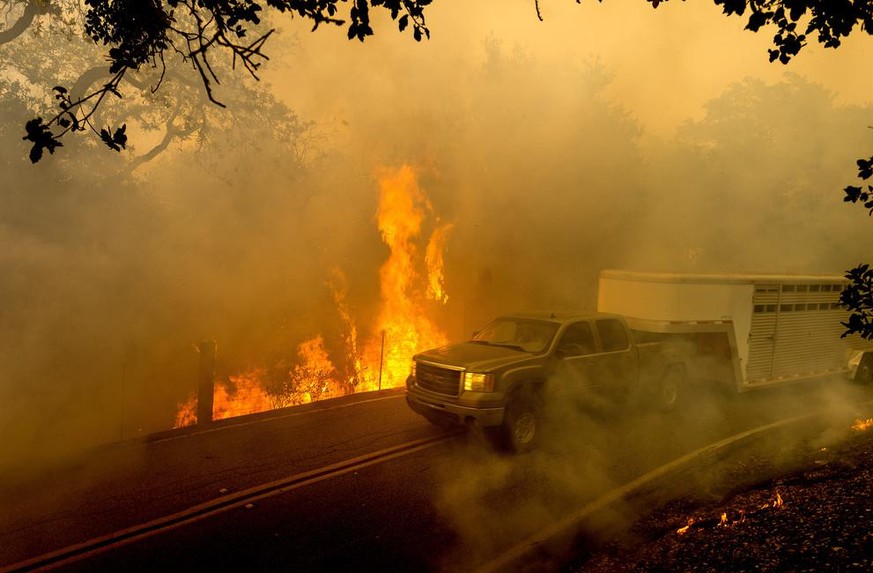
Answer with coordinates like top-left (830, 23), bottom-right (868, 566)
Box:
top-left (405, 391), bottom-right (505, 428)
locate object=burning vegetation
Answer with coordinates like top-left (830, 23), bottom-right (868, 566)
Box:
top-left (581, 414), bottom-right (873, 572)
top-left (675, 491), bottom-right (785, 536)
top-left (175, 165), bottom-right (450, 427)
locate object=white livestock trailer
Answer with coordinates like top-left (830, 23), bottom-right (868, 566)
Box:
top-left (597, 270), bottom-right (871, 392)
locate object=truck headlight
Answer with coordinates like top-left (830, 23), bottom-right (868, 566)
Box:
top-left (463, 372), bottom-right (495, 392)
top-left (410, 360), bottom-right (417, 378)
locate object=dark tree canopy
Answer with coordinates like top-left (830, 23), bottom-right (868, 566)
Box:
top-left (711, 0), bottom-right (873, 62)
top-left (594, 0), bottom-right (873, 63)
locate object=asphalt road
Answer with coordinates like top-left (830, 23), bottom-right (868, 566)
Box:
top-left (3, 380), bottom-right (873, 573)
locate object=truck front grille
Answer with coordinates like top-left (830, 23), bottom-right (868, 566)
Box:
top-left (415, 363), bottom-right (462, 397)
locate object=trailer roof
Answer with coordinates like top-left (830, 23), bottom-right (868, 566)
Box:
top-left (600, 269), bottom-right (847, 285)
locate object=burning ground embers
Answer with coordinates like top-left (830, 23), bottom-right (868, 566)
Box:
top-left (578, 425), bottom-right (873, 572)
top-left (676, 491), bottom-right (785, 536)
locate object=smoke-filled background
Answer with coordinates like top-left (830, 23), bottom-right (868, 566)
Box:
top-left (2, 0), bottom-right (873, 467)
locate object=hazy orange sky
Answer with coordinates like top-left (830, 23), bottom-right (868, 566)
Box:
top-left (266, 1), bottom-right (873, 142)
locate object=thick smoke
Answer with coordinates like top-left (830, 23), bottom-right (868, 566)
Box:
top-left (271, 1), bottom-right (873, 315)
top-left (2, 1), bottom-right (873, 478)
top-left (264, 4), bottom-right (873, 566)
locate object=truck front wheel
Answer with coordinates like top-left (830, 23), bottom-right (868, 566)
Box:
top-left (496, 387), bottom-right (541, 453)
top-left (656, 367), bottom-right (684, 411)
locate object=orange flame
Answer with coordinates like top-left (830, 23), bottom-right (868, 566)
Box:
top-left (759, 491), bottom-right (785, 509)
top-left (173, 369), bottom-right (276, 428)
top-left (852, 418), bottom-right (873, 431)
top-left (677, 517), bottom-right (695, 535)
top-left (290, 335), bottom-right (344, 402)
top-left (426, 220), bottom-right (454, 304)
top-left (359, 165), bottom-right (449, 390)
top-left (329, 270), bottom-right (365, 394)
top-left (212, 371), bottom-right (275, 419)
top-left (175, 400), bottom-right (197, 428)
top-left (173, 164), bottom-right (451, 427)
top-left (675, 493), bottom-right (783, 536)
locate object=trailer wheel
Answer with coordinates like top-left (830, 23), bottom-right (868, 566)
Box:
top-left (496, 387), bottom-right (541, 453)
top-left (656, 368), bottom-right (684, 411)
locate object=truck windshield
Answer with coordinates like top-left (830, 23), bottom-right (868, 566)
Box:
top-left (471, 318), bottom-right (559, 354)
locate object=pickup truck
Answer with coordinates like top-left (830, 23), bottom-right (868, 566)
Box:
top-left (405, 311), bottom-right (685, 452)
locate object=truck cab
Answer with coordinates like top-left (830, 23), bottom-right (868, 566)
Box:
top-left (406, 311), bottom-right (670, 451)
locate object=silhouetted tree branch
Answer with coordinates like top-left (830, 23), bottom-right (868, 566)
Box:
top-left (578, 1), bottom-right (873, 63)
top-left (843, 155), bottom-right (873, 215)
top-left (22, 69), bottom-right (130, 163)
top-left (15, 0), bottom-right (433, 161)
top-left (841, 152), bottom-right (873, 339)
top-left (841, 265), bottom-right (873, 339)
top-left (678, 0), bottom-right (873, 64)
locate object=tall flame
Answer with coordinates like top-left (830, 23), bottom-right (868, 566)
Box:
top-left (329, 269), bottom-right (365, 394)
top-left (173, 164), bottom-right (450, 427)
top-left (426, 220), bottom-right (454, 304)
top-left (360, 165), bottom-right (449, 390)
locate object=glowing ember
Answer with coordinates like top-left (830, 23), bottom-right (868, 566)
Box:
top-left (760, 491), bottom-right (784, 509)
top-left (852, 418), bottom-right (873, 431)
top-left (676, 492), bottom-right (784, 536)
top-left (677, 517), bottom-right (695, 535)
top-left (173, 164), bottom-right (451, 428)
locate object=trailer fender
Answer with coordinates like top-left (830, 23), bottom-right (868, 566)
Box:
top-left (852, 351), bottom-right (873, 385)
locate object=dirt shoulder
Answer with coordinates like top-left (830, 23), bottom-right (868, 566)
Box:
top-left (577, 421), bottom-right (873, 572)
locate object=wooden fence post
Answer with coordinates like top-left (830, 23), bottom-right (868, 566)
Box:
top-left (197, 340), bottom-right (216, 426)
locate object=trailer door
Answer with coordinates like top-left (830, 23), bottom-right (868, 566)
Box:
top-left (771, 284), bottom-right (847, 377)
top-left (746, 282), bottom-right (847, 384)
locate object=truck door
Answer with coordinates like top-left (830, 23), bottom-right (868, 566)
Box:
top-left (593, 318), bottom-right (637, 395)
top-left (551, 320), bottom-right (603, 397)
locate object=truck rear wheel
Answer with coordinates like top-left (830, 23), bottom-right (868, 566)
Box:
top-left (496, 387), bottom-right (541, 453)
